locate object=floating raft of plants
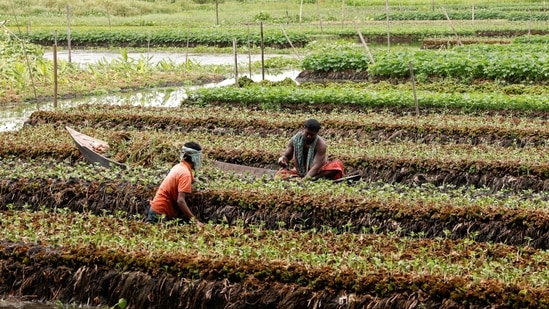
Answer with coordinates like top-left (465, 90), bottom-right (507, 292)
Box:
top-left (2, 157), bottom-right (549, 249)
top-left (2, 208), bottom-right (549, 308)
top-left (11, 104), bottom-right (549, 193)
top-left (2, 67), bottom-right (549, 308)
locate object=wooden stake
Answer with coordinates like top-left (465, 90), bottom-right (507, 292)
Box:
top-left (247, 24), bottom-right (252, 77)
top-left (185, 27), bottom-right (190, 77)
top-left (471, 4), bottom-right (475, 22)
top-left (280, 26), bottom-right (301, 60)
top-left (106, 3), bottom-right (111, 27)
top-left (53, 39), bottom-right (58, 108)
top-left (441, 6), bottom-right (462, 46)
top-left (215, 0), bottom-right (219, 26)
top-left (286, 10), bottom-right (289, 25)
top-left (317, 0), bottom-right (323, 32)
top-left (299, 0), bottom-right (303, 30)
top-left (528, 10), bottom-right (532, 41)
top-left (385, 0), bottom-right (390, 50)
top-left (66, 4), bottom-right (72, 63)
top-left (7, 5), bottom-right (37, 103)
top-left (357, 29), bottom-right (374, 65)
top-left (409, 62), bottom-right (419, 116)
top-left (260, 22), bottom-right (265, 81)
top-left (233, 38), bottom-right (238, 86)
top-left (341, 0), bottom-right (345, 28)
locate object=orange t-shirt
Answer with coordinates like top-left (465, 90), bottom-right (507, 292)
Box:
top-left (150, 161), bottom-right (193, 219)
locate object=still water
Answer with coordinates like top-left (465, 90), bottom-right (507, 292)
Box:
top-left (1, 50), bottom-right (300, 132)
top-left (43, 49), bottom-right (294, 66)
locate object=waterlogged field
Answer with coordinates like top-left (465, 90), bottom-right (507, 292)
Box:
top-left (2, 0), bottom-right (549, 308)
top-left (3, 92), bottom-right (549, 307)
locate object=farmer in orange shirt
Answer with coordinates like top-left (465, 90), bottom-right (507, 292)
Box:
top-left (276, 119), bottom-right (344, 181)
top-left (146, 141), bottom-right (204, 226)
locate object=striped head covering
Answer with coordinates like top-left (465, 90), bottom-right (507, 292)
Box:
top-left (180, 146), bottom-right (202, 170)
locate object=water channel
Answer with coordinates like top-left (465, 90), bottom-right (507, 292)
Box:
top-left (1, 50), bottom-right (301, 132)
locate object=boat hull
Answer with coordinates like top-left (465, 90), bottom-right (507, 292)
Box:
top-left (66, 126), bottom-right (126, 169)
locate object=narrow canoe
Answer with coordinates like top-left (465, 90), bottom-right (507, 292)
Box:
top-left (212, 160), bottom-right (360, 182)
top-left (65, 126), bottom-right (126, 169)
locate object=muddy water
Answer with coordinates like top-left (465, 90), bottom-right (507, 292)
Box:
top-left (1, 51), bottom-right (300, 132)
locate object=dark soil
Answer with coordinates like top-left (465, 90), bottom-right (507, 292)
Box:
top-left (2, 177), bottom-right (549, 249)
top-left (0, 241), bottom-right (541, 309)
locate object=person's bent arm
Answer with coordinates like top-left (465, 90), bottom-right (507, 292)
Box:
top-left (177, 192), bottom-right (204, 226)
top-left (278, 139), bottom-right (294, 168)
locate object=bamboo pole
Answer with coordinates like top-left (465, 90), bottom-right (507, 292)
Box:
top-left (441, 6), bottom-right (462, 46)
top-left (66, 4), bottom-right (72, 63)
top-left (385, 0), bottom-right (390, 50)
top-left (53, 33), bottom-right (58, 108)
top-left (471, 4), bottom-right (475, 23)
top-left (286, 10), bottom-right (289, 25)
top-left (280, 26), bottom-right (301, 60)
top-left (528, 10), bottom-right (532, 41)
top-left (317, 0), bottom-right (323, 33)
top-left (185, 27), bottom-right (190, 77)
top-left (215, 0), bottom-right (219, 26)
top-left (260, 22), bottom-right (265, 81)
top-left (341, 0), bottom-right (345, 28)
top-left (357, 30), bottom-right (375, 65)
top-left (147, 31), bottom-right (151, 54)
top-left (299, 0), bottom-right (303, 31)
top-left (247, 24), bottom-right (252, 77)
top-left (7, 4), bottom-right (37, 103)
top-left (106, 3), bottom-right (111, 27)
top-left (233, 38), bottom-right (238, 86)
top-left (409, 62), bottom-right (419, 116)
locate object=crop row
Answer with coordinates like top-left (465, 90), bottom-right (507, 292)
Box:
top-left (374, 10), bottom-right (549, 21)
top-left (2, 201), bottom-right (549, 307)
top-left (8, 122), bottom-right (549, 176)
top-left (25, 27), bottom-right (310, 49)
top-left (185, 82), bottom-right (549, 113)
top-left (302, 41), bottom-right (549, 83)
top-left (26, 104), bottom-right (549, 147)
top-left (19, 20), bottom-right (549, 49)
top-left (3, 124), bottom-right (549, 192)
top-left (1, 157), bottom-right (549, 249)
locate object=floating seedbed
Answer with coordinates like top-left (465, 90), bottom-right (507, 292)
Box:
top-left (2, 158), bottom-right (549, 250)
top-left (2, 209), bottom-right (549, 308)
top-left (26, 104), bottom-right (549, 147)
top-left (3, 79), bottom-right (549, 307)
top-left (5, 120), bottom-right (549, 192)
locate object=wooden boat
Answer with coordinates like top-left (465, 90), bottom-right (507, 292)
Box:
top-left (65, 126), bottom-right (126, 169)
top-left (212, 160), bottom-right (277, 177)
top-left (212, 160), bottom-right (360, 182)
top-left (65, 127), bottom-right (356, 179)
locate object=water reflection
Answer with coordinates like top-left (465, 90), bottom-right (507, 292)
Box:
top-left (43, 50), bottom-right (294, 66)
top-left (0, 70), bottom-right (301, 132)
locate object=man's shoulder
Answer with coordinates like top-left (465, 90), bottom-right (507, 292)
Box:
top-left (315, 136), bottom-right (328, 151)
top-left (171, 163), bottom-right (192, 175)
